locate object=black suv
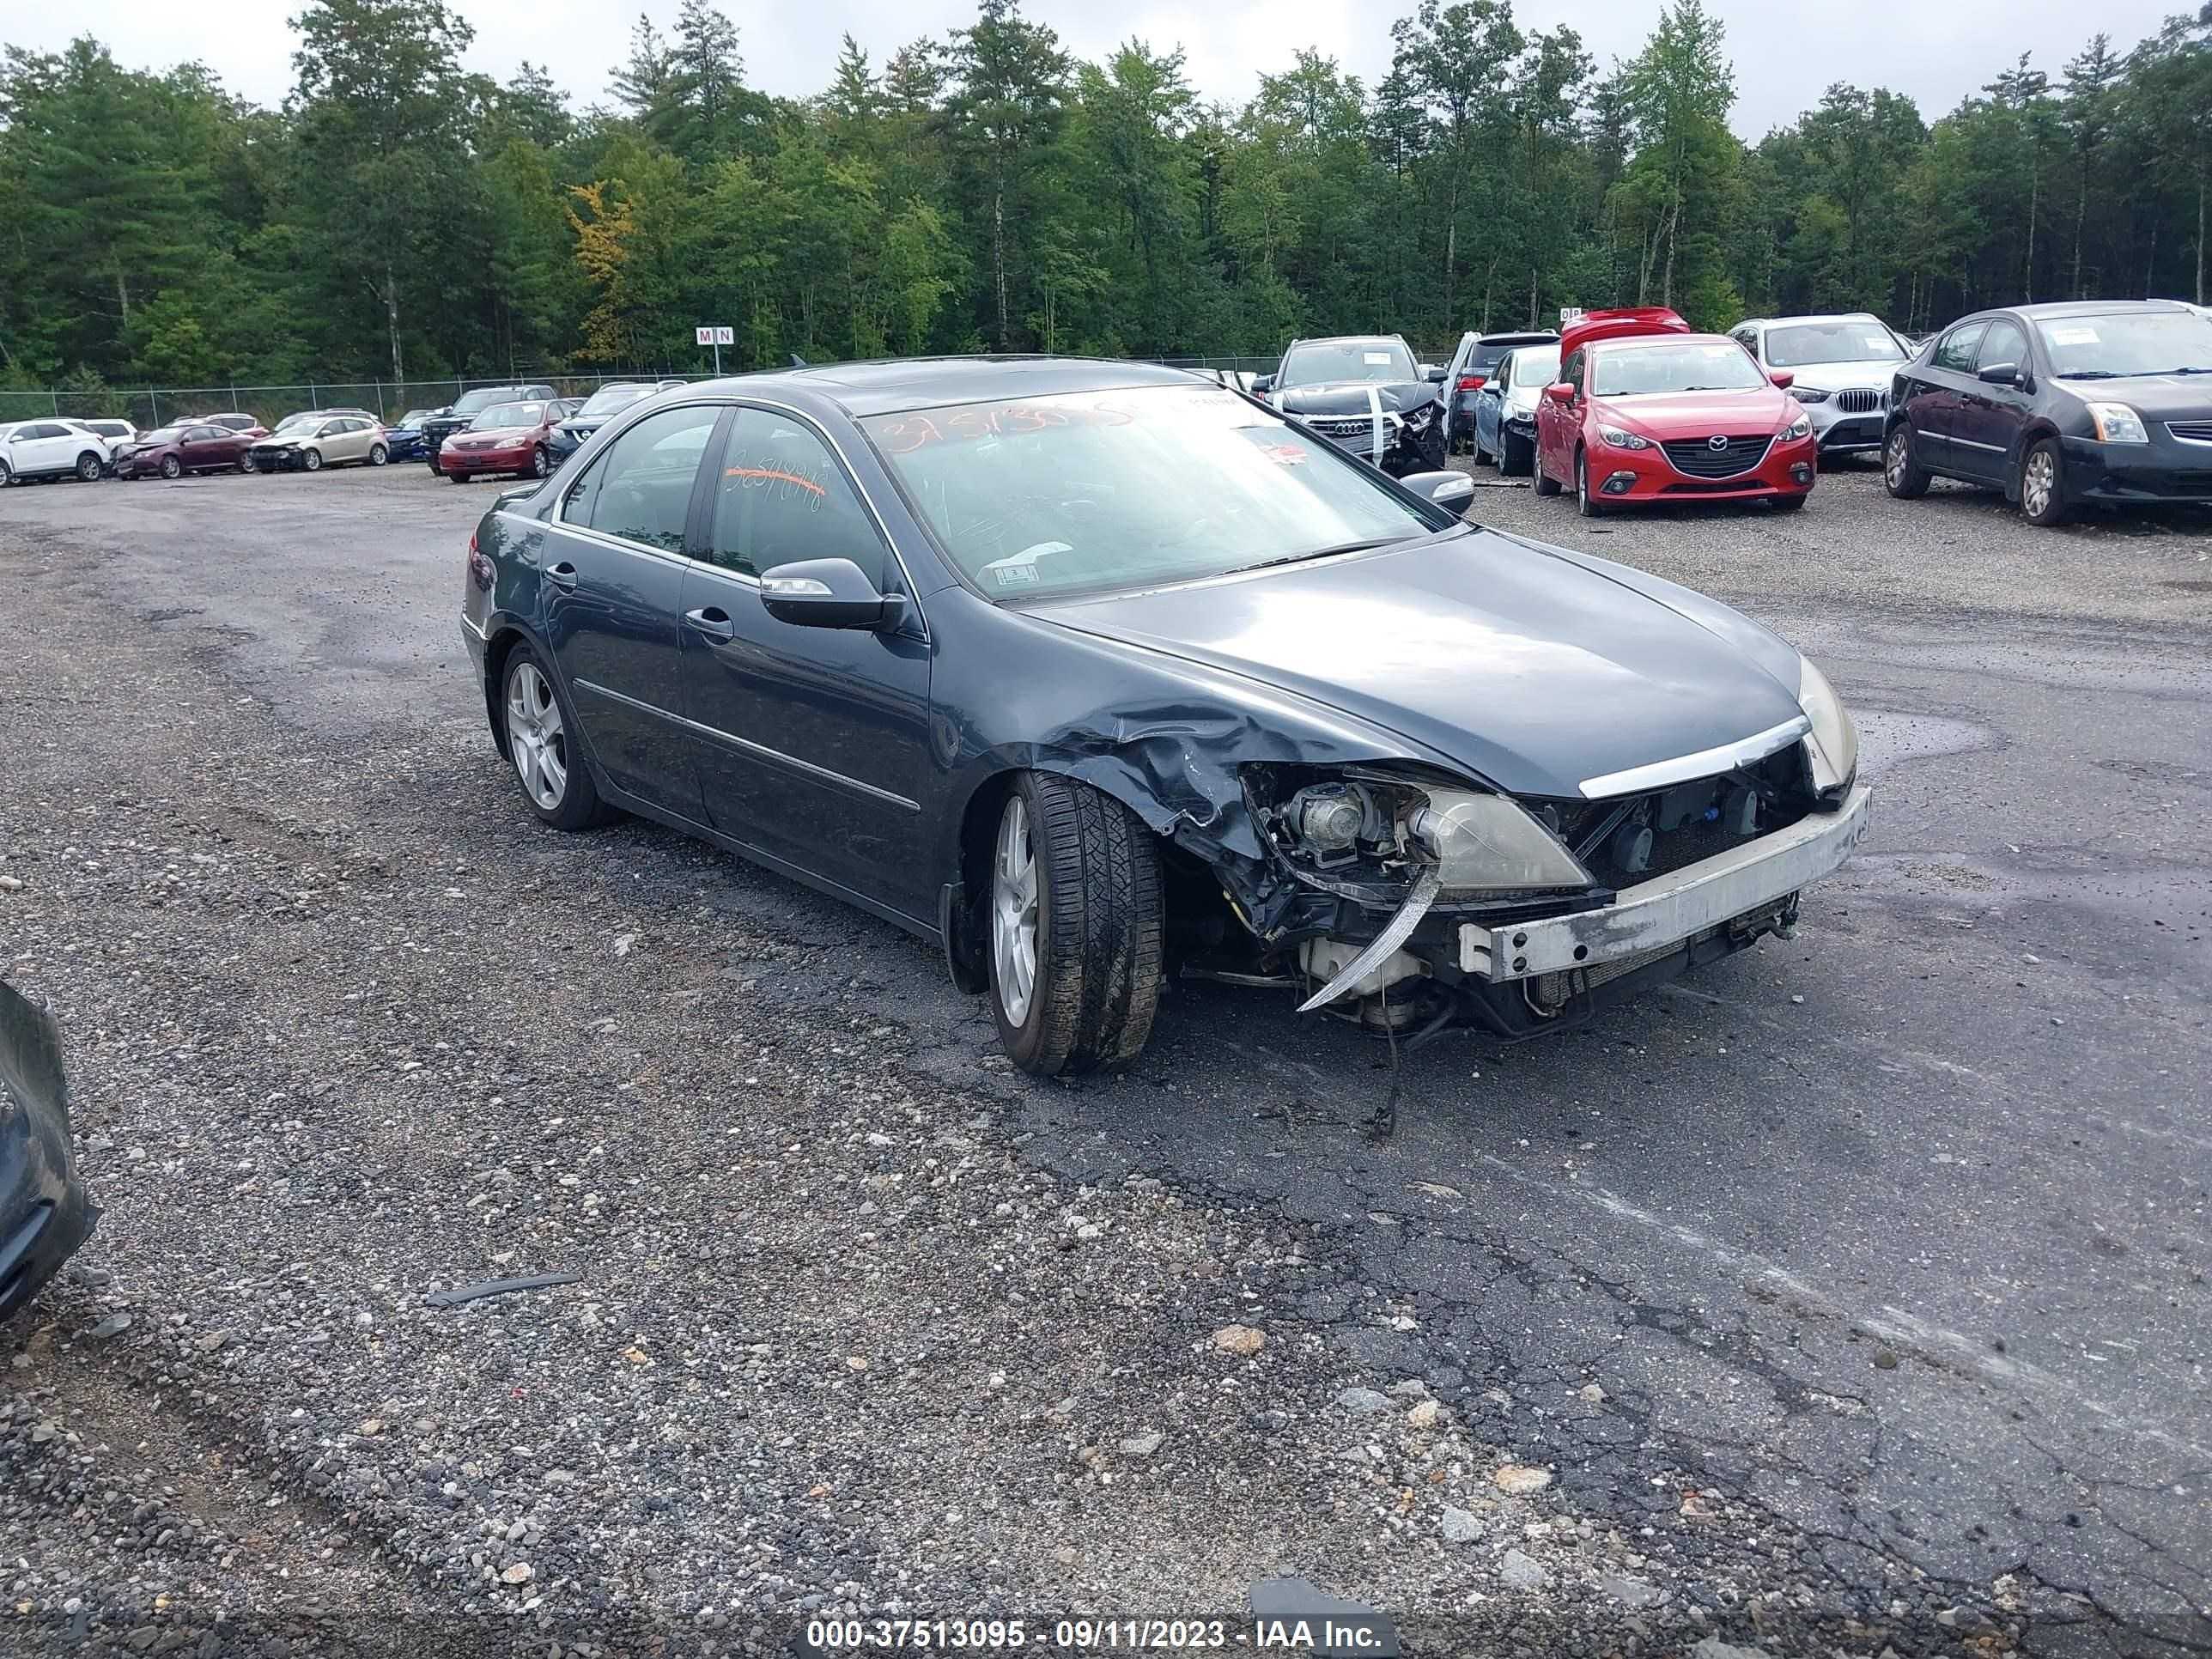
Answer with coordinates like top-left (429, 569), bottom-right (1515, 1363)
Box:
top-left (1252, 336), bottom-right (1448, 477)
top-left (421, 384), bottom-right (558, 475)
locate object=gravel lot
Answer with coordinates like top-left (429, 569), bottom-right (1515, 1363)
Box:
top-left (1, 457), bottom-right (2207, 1657)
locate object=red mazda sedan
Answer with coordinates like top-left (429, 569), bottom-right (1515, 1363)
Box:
top-left (1534, 308), bottom-right (1816, 515)
top-left (438, 398), bottom-right (579, 483)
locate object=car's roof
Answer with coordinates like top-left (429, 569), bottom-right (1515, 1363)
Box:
top-left (1589, 331), bottom-right (1735, 350)
top-left (705, 356), bottom-right (1207, 418)
top-left (1741, 312), bottom-right (1887, 329)
top-left (1478, 331), bottom-right (1559, 344)
top-left (1991, 299), bottom-right (2194, 321)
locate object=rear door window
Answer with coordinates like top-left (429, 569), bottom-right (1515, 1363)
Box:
top-left (562, 404), bottom-right (722, 552)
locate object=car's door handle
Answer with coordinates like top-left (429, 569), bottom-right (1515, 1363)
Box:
top-left (545, 562), bottom-right (578, 590)
top-left (683, 606), bottom-right (736, 643)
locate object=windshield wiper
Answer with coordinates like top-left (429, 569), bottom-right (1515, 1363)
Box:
top-left (2162, 365), bottom-right (2212, 374)
top-left (1231, 533), bottom-right (1423, 574)
top-left (2055, 368), bottom-right (2120, 379)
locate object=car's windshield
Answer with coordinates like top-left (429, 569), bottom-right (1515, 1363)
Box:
top-left (141, 427), bottom-right (184, 445)
top-left (1594, 341), bottom-right (1769, 396)
top-left (1279, 339), bottom-right (1418, 388)
top-left (2039, 310), bottom-right (2212, 377)
top-left (1763, 320), bottom-right (1904, 367)
top-left (1504, 346), bottom-right (1562, 392)
top-left (864, 386), bottom-right (1448, 603)
top-left (450, 388), bottom-right (510, 416)
top-left (472, 402), bottom-right (546, 428)
top-left (274, 413), bottom-right (320, 433)
top-left (398, 410), bottom-right (433, 426)
top-left (578, 384), bottom-right (650, 417)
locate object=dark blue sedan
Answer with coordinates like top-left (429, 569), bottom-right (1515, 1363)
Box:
top-left (381, 410), bottom-right (437, 463)
top-left (459, 358), bottom-right (1869, 1074)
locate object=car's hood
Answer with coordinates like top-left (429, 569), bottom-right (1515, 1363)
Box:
top-left (1025, 528), bottom-right (1807, 799)
top-left (1595, 388), bottom-right (1793, 434)
top-left (1784, 360), bottom-right (1902, 393)
top-left (456, 424), bottom-right (536, 442)
top-left (2051, 374), bottom-right (2212, 417)
top-left (1274, 381), bottom-right (1434, 417)
top-left (1502, 387), bottom-right (1543, 416)
top-left (258, 435), bottom-right (310, 447)
top-left (557, 418), bottom-right (606, 434)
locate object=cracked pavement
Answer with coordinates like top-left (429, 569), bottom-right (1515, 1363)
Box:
top-left (0, 460), bottom-right (2206, 1656)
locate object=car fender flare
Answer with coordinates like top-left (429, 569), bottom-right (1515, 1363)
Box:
top-left (2003, 417), bottom-right (2065, 504)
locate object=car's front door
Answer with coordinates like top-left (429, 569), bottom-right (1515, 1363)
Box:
top-left (13, 422), bottom-right (73, 475)
top-left (1953, 317), bottom-right (2032, 483)
top-left (678, 405), bottom-right (935, 920)
top-left (1536, 349), bottom-right (1582, 479)
top-left (171, 425), bottom-right (222, 471)
top-left (541, 399), bottom-right (727, 820)
top-left (1472, 361), bottom-right (1504, 456)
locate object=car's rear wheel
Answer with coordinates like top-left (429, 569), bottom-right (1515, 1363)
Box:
top-left (0, 459), bottom-right (12, 487)
top-left (75, 452), bottom-right (102, 482)
top-left (160, 455), bottom-right (182, 480)
top-left (2020, 438), bottom-right (2068, 527)
top-left (501, 646), bottom-right (606, 830)
top-left (240, 451), bottom-right (258, 473)
top-left (1575, 447), bottom-right (1608, 517)
top-left (368, 443), bottom-right (388, 466)
top-left (1532, 439), bottom-right (1561, 496)
top-left (988, 774), bottom-right (1164, 1078)
top-left (302, 447), bottom-right (322, 472)
top-left (1883, 424), bottom-right (1929, 498)
top-left (1500, 428), bottom-right (1533, 477)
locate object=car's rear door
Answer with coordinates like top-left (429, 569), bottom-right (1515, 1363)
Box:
top-left (1906, 319), bottom-right (1986, 470)
top-left (540, 399), bottom-right (727, 820)
top-left (677, 404), bottom-right (934, 920)
top-left (1953, 317), bottom-right (2032, 483)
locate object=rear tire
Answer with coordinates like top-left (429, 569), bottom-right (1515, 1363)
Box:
top-left (75, 452), bottom-right (102, 482)
top-left (368, 443), bottom-right (388, 466)
top-left (240, 451), bottom-right (258, 473)
top-left (500, 643), bottom-right (607, 831)
top-left (2020, 437), bottom-right (2068, 527)
top-left (1883, 423), bottom-right (1929, 499)
top-left (988, 773), bottom-right (1164, 1078)
top-left (1500, 428), bottom-right (1533, 477)
top-left (1532, 440), bottom-right (1561, 496)
top-left (302, 447), bottom-right (322, 472)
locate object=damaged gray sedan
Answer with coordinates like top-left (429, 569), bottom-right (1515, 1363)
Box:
top-left (459, 358), bottom-right (1869, 1076)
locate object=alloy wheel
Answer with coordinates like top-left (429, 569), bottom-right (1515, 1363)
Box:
top-left (1886, 430), bottom-right (1909, 489)
top-left (76, 453), bottom-right (100, 482)
top-left (992, 795), bottom-right (1039, 1025)
top-left (504, 660), bottom-right (568, 811)
top-left (303, 448), bottom-right (322, 471)
top-left (161, 456), bottom-right (181, 480)
top-left (2023, 449), bottom-right (2055, 519)
top-left (532, 447), bottom-right (550, 478)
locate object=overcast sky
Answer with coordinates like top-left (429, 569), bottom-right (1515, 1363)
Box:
top-left (2, 0), bottom-right (2185, 138)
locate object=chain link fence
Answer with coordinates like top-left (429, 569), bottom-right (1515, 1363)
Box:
top-left (3, 346), bottom-right (1473, 429)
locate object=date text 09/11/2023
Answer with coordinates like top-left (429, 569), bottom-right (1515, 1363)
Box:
top-left (801, 1617), bottom-right (1397, 1652)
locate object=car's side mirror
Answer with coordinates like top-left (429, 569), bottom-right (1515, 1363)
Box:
top-left (1542, 382), bottom-right (1575, 405)
top-left (1423, 364), bottom-right (1447, 382)
top-left (1768, 370), bottom-right (1796, 390)
top-left (1977, 362), bottom-right (2020, 386)
top-left (1399, 470), bottom-right (1476, 512)
top-left (758, 558), bottom-right (908, 632)
top-left (1251, 375), bottom-right (1274, 395)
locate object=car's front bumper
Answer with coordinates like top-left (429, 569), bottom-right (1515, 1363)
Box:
top-left (443, 444), bottom-right (532, 473)
top-left (1804, 399), bottom-right (1888, 453)
top-left (1458, 783), bottom-right (1871, 981)
top-left (2058, 434), bottom-right (2212, 505)
top-left (1587, 432), bottom-right (1818, 504)
top-left (1, 984), bottom-right (98, 1322)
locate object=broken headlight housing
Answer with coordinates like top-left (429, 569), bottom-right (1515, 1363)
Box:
top-left (1796, 656), bottom-right (1860, 798)
top-left (1262, 770), bottom-right (1592, 896)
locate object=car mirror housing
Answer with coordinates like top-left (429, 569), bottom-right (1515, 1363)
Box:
top-left (758, 558), bottom-right (907, 632)
top-left (1251, 375), bottom-right (1274, 395)
top-left (1398, 470), bottom-right (1476, 512)
top-left (1977, 362), bottom-right (2021, 386)
top-left (1542, 382), bottom-right (1575, 405)
top-left (1768, 370), bottom-right (1796, 390)
top-left (1423, 364), bottom-right (1447, 382)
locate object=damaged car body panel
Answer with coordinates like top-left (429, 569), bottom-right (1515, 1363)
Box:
top-left (459, 356), bottom-right (1869, 1073)
top-left (1, 980), bottom-right (99, 1321)
top-left (1259, 335), bottom-right (1448, 477)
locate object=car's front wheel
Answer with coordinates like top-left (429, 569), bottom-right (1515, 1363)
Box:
top-left (160, 455), bottom-right (182, 480)
top-left (1500, 428), bottom-right (1533, 477)
top-left (501, 645), bottom-right (606, 830)
top-left (1575, 447), bottom-right (1607, 517)
top-left (0, 459), bottom-right (12, 487)
top-left (531, 445), bottom-right (550, 479)
top-left (988, 774), bottom-right (1164, 1078)
top-left (1883, 424), bottom-right (1929, 498)
top-left (2020, 438), bottom-right (2068, 527)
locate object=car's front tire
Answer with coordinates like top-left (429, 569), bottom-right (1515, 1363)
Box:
top-left (2020, 437), bottom-right (2068, 527)
top-left (160, 455), bottom-right (182, 480)
top-left (1499, 428), bottom-right (1533, 477)
top-left (988, 773), bottom-right (1164, 1078)
top-left (531, 445), bottom-right (550, 479)
top-left (500, 644), bottom-right (606, 830)
top-left (1575, 447), bottom-right (1607, 517)
top-left (1883, 423), bottom-right (1929, 499)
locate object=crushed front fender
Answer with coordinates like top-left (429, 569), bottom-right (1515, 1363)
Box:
top-left (1, 980), bottom-right (99, 1322)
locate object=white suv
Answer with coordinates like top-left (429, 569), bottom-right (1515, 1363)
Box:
top-left (0, 419), bottom-right (113, 485)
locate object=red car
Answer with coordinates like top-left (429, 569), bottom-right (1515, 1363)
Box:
top-left (437, 397), bottom-right (579, 483)
top-left (110, 422), bottom-right (255, 479)
top-left (1533, 307), bottom-right (1816, 515)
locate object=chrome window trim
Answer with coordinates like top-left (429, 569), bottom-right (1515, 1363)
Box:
top-left (1578, 714), bottom-right (1811, 801)
top-left (573, 677), bottom-right (921, 813)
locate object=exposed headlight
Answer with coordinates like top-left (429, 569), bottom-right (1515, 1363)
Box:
top-left (1409, 789), bottom-right (1591, 891)
top-left (1788, 386), bottom-right (1829, 404)
top-left (2085, 402), bottom-right (2148, 444)
top-left (1598, 426), bottom-right (1651, 450)
top-left (1783, 413), bottom-right (1813, 441)
top-left (1400, 401), bottom-right (1436, 428)
top-left (1797, 657), bottom-right (1859, 798)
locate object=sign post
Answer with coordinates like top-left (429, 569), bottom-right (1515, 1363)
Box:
top-left (697, 324), bottom-right (733, 375)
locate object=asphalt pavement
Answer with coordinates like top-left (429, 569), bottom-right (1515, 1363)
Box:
top-left (0, 457), bottom-right (2206, 1657)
